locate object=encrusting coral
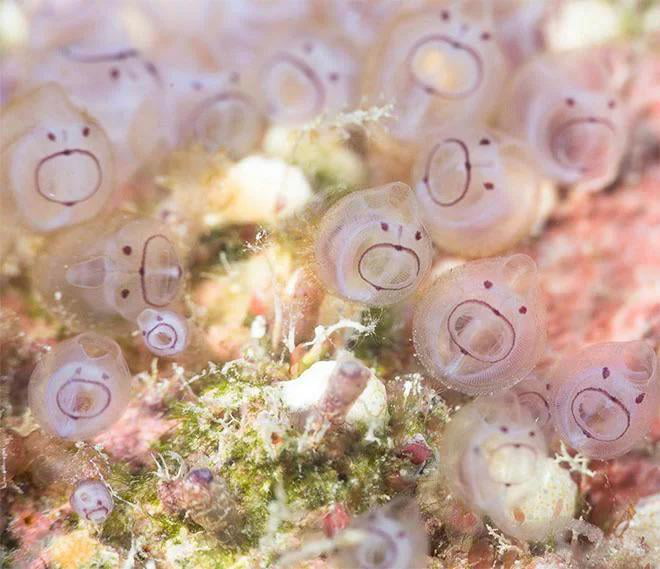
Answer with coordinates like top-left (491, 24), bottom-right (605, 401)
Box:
top-left (0, 1), bottom-right (659, 569)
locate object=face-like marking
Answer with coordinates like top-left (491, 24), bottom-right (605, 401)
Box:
top-left (413, 127), bottom-right (540, 258)
top-left (413, 255), bottom-right (545, 395)
top-left (499, 54), bottom-right (627, 191)
top-left (371, 8), bottom-right (505, 141)
top-left (137, 308), bottom-right (189, 357)
top-left (70, 479), bottom-right (114, 523)
top-left (261, 35), bottom-right (357, 125)
top-left (551, 341), bottom-right (659, 459)
top-left (314, 183), bottom-right (432, 306)
top-left (1, 84), bottom-right (115, 232)
top-left (28, 333), bottom-right (131, 440)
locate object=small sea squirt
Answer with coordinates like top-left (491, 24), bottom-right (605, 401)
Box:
top-left (498, 51), bottom-right (628, 192)
top-left (28, 332), bottom-right (131, 440)
top-left (35, 215), bottom-right (184, 329)
top-left (333, 498), bottom-right (428, 569)
top-left (437, 394), bottom-right (578, 542)
top-left (412, 125), bottom-right (541, 257)
top-left (551, 341), bottom-right (659, 459)
top-left (367, 5), bottom-right (505, 140)
top-left (413, 254), bottom-right (545, 394)
top-left (260, 33), bottom-right (358, 125)
top-left (137, 308), bottom-right (189, 357)
top-left (314, 182), bottom-right (433, 306)
top-left (70, 479), bottom-right (114, 523)
top-left (0, 83), bottom-right (114, 232)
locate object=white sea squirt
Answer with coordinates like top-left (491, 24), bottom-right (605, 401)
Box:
top-left (314, 182), bottom-right (433, 306)
top-left (413, 254), bottom-right (546, 395)
top-left (28, 332), bottom-right (131, 440)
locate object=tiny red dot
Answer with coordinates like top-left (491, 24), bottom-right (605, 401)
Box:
top-left (635, 393), bottom-right (645, 404)
top-left (110, 68), bottom-right (120, 79)
top-left (122, 246), bottom-right (132, 255)
top-left (415, 231), bottom-right (422, 240)
top-left (484, 280), bottom-right (493, 289)
top-left (82, 127), bottom-right (90, 137)
top-left (441, 10), bottom-right (450, 20)
top-left (481, 32), bottom-right (491, 40)
top-left (381, 222), bottom-right (389, 231)
top-left (608, 100), bottom-right (616, 109)
top-left (484, 182), bottom-right (494, 190)
top-left (500, 426), bottom-right (508, 433)
top-left (566, 97), bottom-right (575, 106)
top-left (602, 367), bottom-right (610, 379)
top-left (529, 431), bottom-right (535, 437)
top-left (121, 289), bottom-right (130, 298)
top-left (328, 72), bottom-right (339, 82)
top-left (479, 138), bottom-right (490, 145)
top-left (519, 306), bottom-right (527, 314)
top-left (47, 132), bottom-right (56, 141)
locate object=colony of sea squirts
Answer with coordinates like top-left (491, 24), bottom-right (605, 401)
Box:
top-left (0, 1), bottom-right (659, 569)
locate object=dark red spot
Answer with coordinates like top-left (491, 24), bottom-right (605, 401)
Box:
top-left (110, 68), bottom-right (120, 79)
top-left (480, 32), bottom-right (491, 40)
top-left (479, 138), bottom-right (490, 145)
top-left (145, 61), bottom-right (158, 76)
top-left (464, 161), bottom-right (471, 170)
top-left (484, 182), bottom-right (494, 190)
top-left (381, 222), bottom-right (389, 231)
top-left (529, 431), bottom-right (535, 437)
top-left (139, 267), bottom-right (145, 276)
top-left (602, 367), bottom-right (610, 379)
top-left (48, 132), bottom-right (56, 141)
top-left (156, 315), bottom-right (164, 322)
top-left (505, 483), bottom-right (511, 487)
top-left (484, 280), bottom-right (492, 289)
top-left (441, 10), bottom-right (450, 20)
top-left (514, 443), bottom-right (521, 448)
top-left (519, 306), bottom-right (527, 314)
top-left (493, 308), bottom-right (501, 316)
top-left (635, 393), bottom-right (645, 404)
top-left (608, 100), bottom-right (616, 109)
top-left (122, 246), bottom-right (132, 255)
top-left (82, 127), bottom-right (90, 137)
top-left (62, 150), bottom-right (72, 156)
top-left (121, 289), bottom-right (130, 298)
top-left (422, 176), bottom-right (429, 184)
top-left (500, 426), bottom-right (508, 433)
top-left (102, 373), bottom-right (109, 380)
top-left (328, 72), bottom-right (339, 82)
top-left (394, 245), bottom-right (402, 251)
top-left (566, 97), bottom-right (575, 106)
top-left (397, 530), bottom-right (406, 538)
top-left (415, 231), bottom-right (422, 240)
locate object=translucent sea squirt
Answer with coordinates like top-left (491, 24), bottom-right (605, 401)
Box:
top-left (137, 308), bottom-right (189, 357)
top-left (261, 33), bottom-right (358, 125)
top-left (0, 83), bottom-right (114, 232)
top-left (551, 341), bottom-right (659, 459)
top-left (412, 126), bottom-right (541, 257)
top-left (35, 215), bottom-right (183, 328)
top-left (437, 394), bottom-right (578, 542)
top-left (28, 333), bottom-right (131, 440)
top-left (499, 52), bottom-right (628, 192)
top-left (413, 254), bottom-right (545, 394)
top-left (314, 182), bottom-right (433, 306)
top-left (368, 5), bottom-right (506, 140)
top-left (70, 479), bottom-right (114, 523)
top-left (334, 498), bottom-right (428, 569)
